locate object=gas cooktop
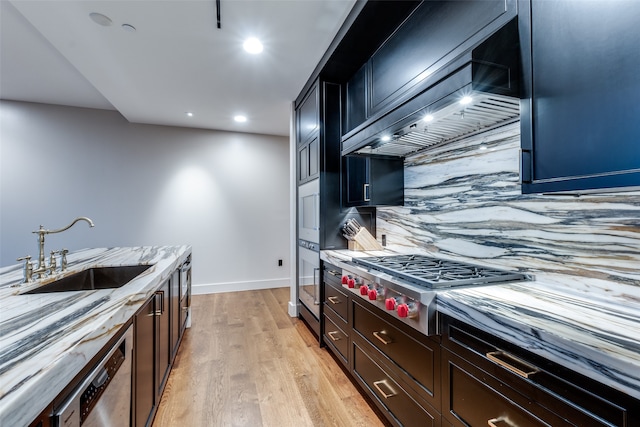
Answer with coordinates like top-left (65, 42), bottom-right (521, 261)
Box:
top-left (350, 254), bottom-right (529, 289)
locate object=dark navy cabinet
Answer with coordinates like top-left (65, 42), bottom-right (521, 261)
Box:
top-left (343, 155), bottom-right (404, 207)
top-left (342, 0), bottom-right (517, 142)
top-left (297, 84), bottom-right (320, 185)
top-left (519, 0), bottom-right (640, 194)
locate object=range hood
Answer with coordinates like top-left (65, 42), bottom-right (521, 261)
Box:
top-left (342, 20), bottom-right (521, 157)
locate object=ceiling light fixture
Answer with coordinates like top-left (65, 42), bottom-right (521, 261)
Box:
top-left (423, 114), bottom-right (434, 122)
top-left (381, 135), bottom-right (391, 142)
top-left (243, 37), bottom-right (263, 54)
top-left (121, 24), bottom-right (136, 33)
top-left (186, 112), bottom-right (194, 117)
top-left (460, 95), bottom-right (473, 105)
top-left (89, 12), bottom-right (112, 26)
top-left (234, 115), bottom-right (247, 123)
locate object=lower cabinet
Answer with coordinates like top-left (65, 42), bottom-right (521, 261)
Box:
top-left (321, 268), bottom-right (640, 427)
top-left (134, 296), bottom-right (156, 427)
top-left (352, 343), bottom-right (441, 427)
top-left (321, 262), bottom-right (442, 426)
top-left (440, 314), bottom-right (640, 427)
top-left (135, 270), bottom-right (184, 427)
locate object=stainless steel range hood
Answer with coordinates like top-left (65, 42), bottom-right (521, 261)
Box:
top-left (342, 20), bottom-right (521, 157)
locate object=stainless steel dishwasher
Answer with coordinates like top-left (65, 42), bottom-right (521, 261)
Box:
top-left (54, 325), bottom-right (134, 427)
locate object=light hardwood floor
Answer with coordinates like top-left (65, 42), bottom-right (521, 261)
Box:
top-left (152, 287), bottom-right (388, 427)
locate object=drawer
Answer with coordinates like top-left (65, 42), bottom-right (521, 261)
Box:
top-left (323, 312), bottom-right (349, 366)
top-left (441, 315), bottom-right (640, 427)
top-left (353, 343), bottom-right (440, 427)
top-left (353, 300), bottom-right (439, 401)
top-left (443, 348), bottom-right (562, 427)
top-left (323, 264), bottom-right (343, 287)
top-left (324, 281), bottom-right (348, 321)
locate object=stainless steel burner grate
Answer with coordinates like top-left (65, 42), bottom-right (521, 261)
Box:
top-left (351, 254), bottom-right (528, 289)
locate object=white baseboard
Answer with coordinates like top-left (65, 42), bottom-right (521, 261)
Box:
top-left (192, 277), bottom-right (291, 295)
top-left (288, 300), bottom-right (299, 317)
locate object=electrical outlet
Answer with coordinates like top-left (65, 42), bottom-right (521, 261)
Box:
top-left (278, 259), bottom-right (283, 266)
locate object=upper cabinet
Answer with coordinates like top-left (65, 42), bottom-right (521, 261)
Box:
top-left (343, 155), bottom-right (404, 207)
top-left (519, 0), bottom-right (640, 193)
top-left (297, 84), bottom-right (320, 184)
top-left (342, 0), bottom-right (517, 143)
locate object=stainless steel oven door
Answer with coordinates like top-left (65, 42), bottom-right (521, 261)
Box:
top-left (298, 240), bottom-right (320, 319)
top-left (298, 179), bottom-right (319, 243)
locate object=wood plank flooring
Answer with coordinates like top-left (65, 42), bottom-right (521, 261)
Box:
top-left (152, 287), bottom-right (387, 427)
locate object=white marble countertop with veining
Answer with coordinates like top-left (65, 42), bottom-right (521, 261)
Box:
top-left (321, 248), bottom-right (640, 400)
top-left (0, 245), bottom-right (191, 427)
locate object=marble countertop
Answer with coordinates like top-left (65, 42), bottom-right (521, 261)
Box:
top-left (0, 245), bottom-right (191, 427)
top-left (321, 248), bottom-right (640, 400)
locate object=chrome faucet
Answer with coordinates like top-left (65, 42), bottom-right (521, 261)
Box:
top-left (17, 217), bottom-right (94, 283)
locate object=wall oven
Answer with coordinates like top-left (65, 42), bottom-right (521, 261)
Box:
top-left (298, 179), bottom-right (319, 243)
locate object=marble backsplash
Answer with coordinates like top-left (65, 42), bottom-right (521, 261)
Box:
top-left (376, 123), bottom-right (640, 290)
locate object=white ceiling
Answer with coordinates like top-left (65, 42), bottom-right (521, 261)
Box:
top-left (0, 0), bottom-right (356, 136)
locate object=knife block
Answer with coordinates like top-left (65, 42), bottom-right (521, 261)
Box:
top-left (350, 228), bottom-right (383, 251)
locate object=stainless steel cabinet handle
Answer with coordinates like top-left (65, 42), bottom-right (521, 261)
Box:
top-left (372, 380), bottom-right (396, 399)
top-left (373, 331), bottom-right (392, 345)
top-left (327, 269), bottom-right (341, 277)
top-left (327, 296), bottom-right (340, 304)
top-left (327, 331), bottom-right (341, 342)
top-left (363, 183), bottom-right (370, 202)
top-left (154, 290), bottom-right (165, 316)
top-left (486, 351), bottom-right (539, 379)
top-left (488, 416), bottom-right (516, 427)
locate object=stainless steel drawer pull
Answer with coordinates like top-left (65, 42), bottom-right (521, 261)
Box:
top-left (327, 296), bottom-right (340, 304)
top-left (486, 351), bottom-right (539, 379)
top-left (373, 331), bottom-right (392, 345)
top-left (327, 331), bottom-right (341, 342)
top-left (328, 270), bottom-right (341, 277)
top-left (373, 380), bottom-right (396, 399)
top-left (488, 416), bottom-right (516, 427)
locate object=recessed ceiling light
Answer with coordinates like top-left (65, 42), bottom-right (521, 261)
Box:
top-left (460, 96), bottom-right (473, 105)
top-left (381, 135), bottom-right (391, 142)
top-left (89, 12), bottom-right (112, 26)
top-left (186, 112), bottom-right (194, 117)
top-left (234, 115), bottom-right (247, 123)
top-left (243, 37), bottom-right (263, 54)
top-left (122, 24), bottom-right (136, 33)
top-left (423, 114), bottom-right (434, 122)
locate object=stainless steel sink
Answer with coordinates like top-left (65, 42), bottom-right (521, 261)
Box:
top-left (25, 265), bottom-right (152, 293)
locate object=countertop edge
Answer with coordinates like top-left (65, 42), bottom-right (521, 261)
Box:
top-left (0, 245), bottom-right (192, 427)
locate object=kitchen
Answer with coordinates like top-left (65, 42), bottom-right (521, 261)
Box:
top-left (1, 1), bottom-right (639, 427)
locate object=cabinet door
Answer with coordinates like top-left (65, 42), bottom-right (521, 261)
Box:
top-left (135, 298), bottom-right (155, 427)
top-left (170, 269), bottom-right (180, 358)
top-left (343, 156), bottom-right (369, 206)
top-left (297, 84), bottom-right (319, 144)
top-left (344, 63), bottom-right (368, 134)
top-left (520, 0), bottom-right (640, 193)
top-left (369, 0), bottom-right (515, 114)
top-left (343, 155), bottom-right (404, 207)
top-left (155, 280), bottom-right (170, 396)
top-left (297, 137), bottom-right (319, 184)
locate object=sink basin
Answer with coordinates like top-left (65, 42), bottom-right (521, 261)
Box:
top-left (25, 265), bottom-right (152, 294)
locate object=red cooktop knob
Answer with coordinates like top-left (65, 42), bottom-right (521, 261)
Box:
top-left (397, 304), bottom-right (409, 318)
top-left (368, 288), bottom-right (378, 300)
top-left (341, 275), bottom-right (348, 285)
top-left (385, 298), bottom-right (397, 310)
top-left (347, 278), bottom-right (355, 288)
top-left (359, 285), bottom-right (368, 295)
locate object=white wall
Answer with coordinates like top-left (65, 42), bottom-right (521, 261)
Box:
top-left (0, 100), bottom-right (291, 291)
